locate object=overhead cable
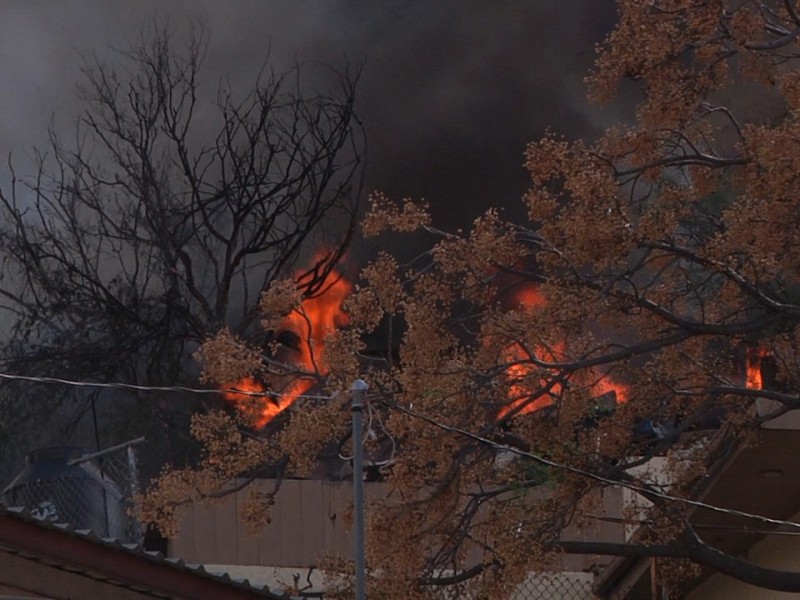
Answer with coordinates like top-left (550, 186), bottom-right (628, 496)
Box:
top-left (382, 398), bottom-right (800, 532)
top-left (3, 368), bottom-right (796, 532)
top-left (0, 372), bottom-right (336, 401)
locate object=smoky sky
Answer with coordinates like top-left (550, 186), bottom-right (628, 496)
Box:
top-left (0, 1), bottom-right (618, 228)
top-left (0, 1), bottom-right (621, 471)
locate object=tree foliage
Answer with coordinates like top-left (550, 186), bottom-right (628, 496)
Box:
top-left (0, 24), bottom-right (363, 471)
top-left (146, 2), bottom-right (800, 597)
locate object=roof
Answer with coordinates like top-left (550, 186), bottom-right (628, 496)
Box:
top-left (0, 504), bottom-right (284, 600)
top-left (595, 422), bottom-right (800, 598)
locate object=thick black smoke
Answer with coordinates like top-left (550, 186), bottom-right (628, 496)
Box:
top-left (0, 1), bottom-right (617, 227)
top-left (0, 1), bottom-right (619, 473)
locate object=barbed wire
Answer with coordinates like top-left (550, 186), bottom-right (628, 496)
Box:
top-left (0, 372), bottom-right (337, 401)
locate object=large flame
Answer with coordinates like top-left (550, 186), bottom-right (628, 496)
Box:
top-left (222, 376), bottom-right (294, 428)
top-left (223, 255), bottom-right (351, 428)
top-left (496, 285), bottom-right (628, 420)
top-left (746, 347), bottom-right (768, 390)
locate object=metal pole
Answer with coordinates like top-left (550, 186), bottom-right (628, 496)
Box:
top-left (351, 379), bottom-right (368, 600)
top-left (127, 443), bottom-right (143, 543)
top-left (67, 436), bottom-right (147, 465)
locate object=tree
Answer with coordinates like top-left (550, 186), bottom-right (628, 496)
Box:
top-left (144, 2), bottom-right (800, 597)
top-left (0, 23), bottom-right (363, 473)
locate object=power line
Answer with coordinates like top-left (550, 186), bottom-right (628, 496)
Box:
top-left (0, 372), bottom-right (337, 401)
top-left (380, 398), bottom-right (800, 532)
top-left (3, 368), bottom-right (797, 533)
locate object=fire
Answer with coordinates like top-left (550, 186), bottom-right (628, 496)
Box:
top-left (497, 340), bottom-right (565, 419)
top-left (746, 347), bottom-right (768, 390)
top-left (222, 377), bottom-right (295, 429)
top-left (496, 285), bottom-right (628, 420)
top-left (223, 254), bottom-right (351, 428)
top-left (592, 377), bottom-right (629, 404)
top-left (515, 286), bottom-right (546, 310)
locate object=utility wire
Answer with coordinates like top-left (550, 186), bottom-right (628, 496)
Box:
top-left (0, 372), bottom-right (337, 401)
top-left (2, 368), bottom-right (797, 532)
top-left (381, 398), bottom-right (800, 532)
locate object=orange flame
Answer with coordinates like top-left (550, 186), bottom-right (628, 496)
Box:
top-left (745, 347), bottom-right (768, 390)
top-left (496, 340), bottom-right (565, 419)
top-left (222, 377), bottom-right (294, 429)
top-left (223, 254), bottom-right (351, 428)
top-left (496, 285), bottom-right (628, 420)
top-left (515, 286), bottom-right (546, 310)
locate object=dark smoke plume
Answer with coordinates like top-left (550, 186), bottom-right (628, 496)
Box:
top-left (0, 1), bottom-right (617, 227)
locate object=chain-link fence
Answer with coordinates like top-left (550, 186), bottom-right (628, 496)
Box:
top-left (513, 571), bottom-right (598, 599)
top-left (0, 438), bottom-right (144, 543)
top-left (258, 569), bottom-right (599, 600)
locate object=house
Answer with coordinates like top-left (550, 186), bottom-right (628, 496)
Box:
top-left (595, 408), bottom-right (800, 598)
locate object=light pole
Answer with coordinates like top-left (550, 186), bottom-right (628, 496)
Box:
top-left (351, 379), bottom-right (369, 600)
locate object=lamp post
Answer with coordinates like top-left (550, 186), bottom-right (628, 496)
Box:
top-left (351, 379), bottom-right (369, 600)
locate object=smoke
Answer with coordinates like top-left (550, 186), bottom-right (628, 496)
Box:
top-left (344, 2), bottom-right (619, 225)
top-left (0, 0), bottom-right (620, 476)
top-left (0, 0), bottom-right (617, 226)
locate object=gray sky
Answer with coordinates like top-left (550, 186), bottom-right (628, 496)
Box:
top-left (0, 1), bottom-right (618, 227)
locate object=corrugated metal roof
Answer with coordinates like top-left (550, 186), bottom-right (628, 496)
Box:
top-left (0, 503), bottom-right (284, 599)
